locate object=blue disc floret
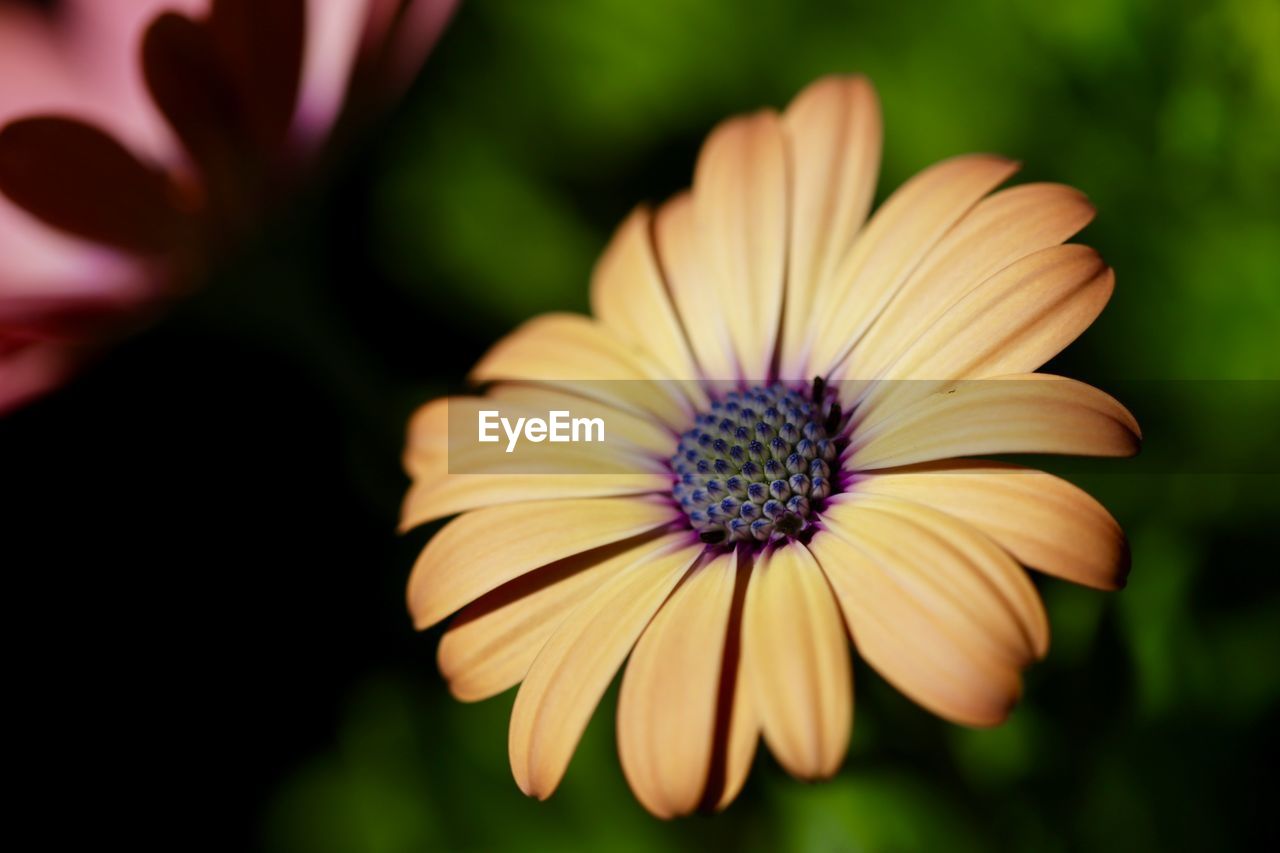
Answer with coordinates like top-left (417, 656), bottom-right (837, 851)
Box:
top-left (670, 380), bottom-right (846, 545)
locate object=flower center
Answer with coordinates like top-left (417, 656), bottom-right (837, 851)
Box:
top-left (670, 380), bottom-right (845, 544)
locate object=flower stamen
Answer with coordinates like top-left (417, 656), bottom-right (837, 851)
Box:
top-left (670, 382), bottom-right (845, 544)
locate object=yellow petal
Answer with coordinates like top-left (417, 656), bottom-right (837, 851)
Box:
top-left (808, 517), bottom-right (1023, 727)
top-left (843, 182), bottom-right (1095, 380)
top-left (853, 461), bottom-right (1129, 590)
top-left (407, 497), bottom-right (677, 629)
top-left (823, 494), bottom-right (1048, 665)
top-left (509, 536), bottom-right (701, 799)
top-left (851, 245), bottom-right (1115, 419)
top-left (655, 191), bottom-right (738, 381)
top-left (400, 395), bottom-right (450, 479)
top-left (589, 205), bottom-right (703, 389)
top-left (691, 111), bottom-right (789, 381)
top-left (849, 374), bottom-right (1141, 470)
top-left (617, 551), bottom-right (737, 818)
top-left (802, 154), bottom-right (1019, 378)
top-left (709, 574), bottom-right (758, 812)
top-left (779, 75), bottom-right (882, 377)
top-left (440, 536), bottom-right (676, 702)
top-left (402, 473), bottom-right (668, 531)
top-left (744, 544), bottom-right (852, 779)
top-left (884, 244), bottom-right (1113, 378)
top-left (469, 313), bottom-right (694, 428)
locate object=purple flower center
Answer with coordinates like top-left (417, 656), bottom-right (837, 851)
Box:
top-left (669, 380), bottom-right (845, 544)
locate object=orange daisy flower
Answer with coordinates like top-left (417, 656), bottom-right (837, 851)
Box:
top-left (403, 75), bottom-right (1139, 818)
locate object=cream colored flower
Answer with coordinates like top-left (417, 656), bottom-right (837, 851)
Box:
top-left (403, 75), bottom-right (1139, 818)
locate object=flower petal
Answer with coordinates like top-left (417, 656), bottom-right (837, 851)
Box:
top-left (706, 556), bottom-right (758, 812)
top-left (439, 535), bottom-right (672, 702)
top-left (849, 374), bottom-right (1140, 470)
top-left (851, 244), bottom-right (1115, 419)
top-left (882, 244), bottom-right (1112, 377)
top-left (60, 0), bottom-right (205, 161)
top-left (142, 11), bottom-right (244, 194)
top-left (654, 191), bottom-right (736, 381)
top-left (0, 6), bottom-right (74, 122)
top-left (385, 0), bottom-right (458, 84)
top-left (824, 494), bottom-right (1048, 662)
top-left (689, 111), bottom-right (789, 381)
top-left (589, 205), bottom-right (702, 388)
top-left (293, 0), bottom-right (459, 145)
top-left (469, 312), bottom-right (694, 429)
top-left (779, 75), bottom-right (881, 377)
top-left (407, 496), bottom-right (677, 629)
top-left (0, 117), bottom-right (187, 253)
top-left (0, 337), bottom-right (78, 416)
top-left (402, 472), bottom-right (668, 531)
top-left (744, 543), bottom-right (852, 779)
top-left (355, 0), bottom-right (458, 110)
top-left (852, 461), bottom-right (1129, 590)
top-left (509, 536), bottom-right (701, 799)
top-left (809, 507), bottom-right (1024, 727)
top-left (803, 154), bottom-right (1019, 378)
top-left (843, 182), bottom-right (1095, 380)
top-left (208, 0), bottom-right (305, 152)
top-left (291, 0), bottom-right (369, 142)
top-left (617, 551), bottom-right (737, 818)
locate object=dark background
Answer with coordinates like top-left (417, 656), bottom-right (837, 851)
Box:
top-left (3, 0), bottom-right (1279, 850)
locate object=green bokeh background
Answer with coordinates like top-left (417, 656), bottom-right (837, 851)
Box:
top-left (8, 0), bottom-right (1279, 850)
top-left (276, 0), bottom-right (1280, 849)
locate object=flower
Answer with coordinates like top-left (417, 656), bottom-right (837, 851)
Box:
top-left (0, 0), bottom-right (457, 414)
top-left (402, 75), bottom-right (1140, 818)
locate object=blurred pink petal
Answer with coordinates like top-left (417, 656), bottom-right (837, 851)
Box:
top-left (0, 259), bottom-right (157, 417)
top-left (0, 335), bottom-right (80, 415)
top-left (0, 5), bottom-right (77, 119)
top-left (0, 2), bottom-right (172, 410)
top-left (206, 0), bottom-right (305, 152)
top-left (0, 3), bottom-right (155, 413)
top-left (1, 0), bottom-right (455, 412)
top-left (0, 116), bottom-right (193, 252)
top-left (293, 0), bottom-right (371, 143)
top-left (60, 0), bottom-right (207, 162)
top-left (292, 0), bottom-right (459, 146)
top-left (0, 202), bottom-right (144, 302)
top-left (0, 1), bottom-right (182, 291)
top-left (385, 0), bottom-right (458, 96)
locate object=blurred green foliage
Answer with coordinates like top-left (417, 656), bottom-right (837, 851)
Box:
top-left (256, 0), bottom-right (1279, 849)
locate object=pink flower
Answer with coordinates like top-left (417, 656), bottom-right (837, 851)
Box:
top-left (0, 0), bottom-right (457, 414)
